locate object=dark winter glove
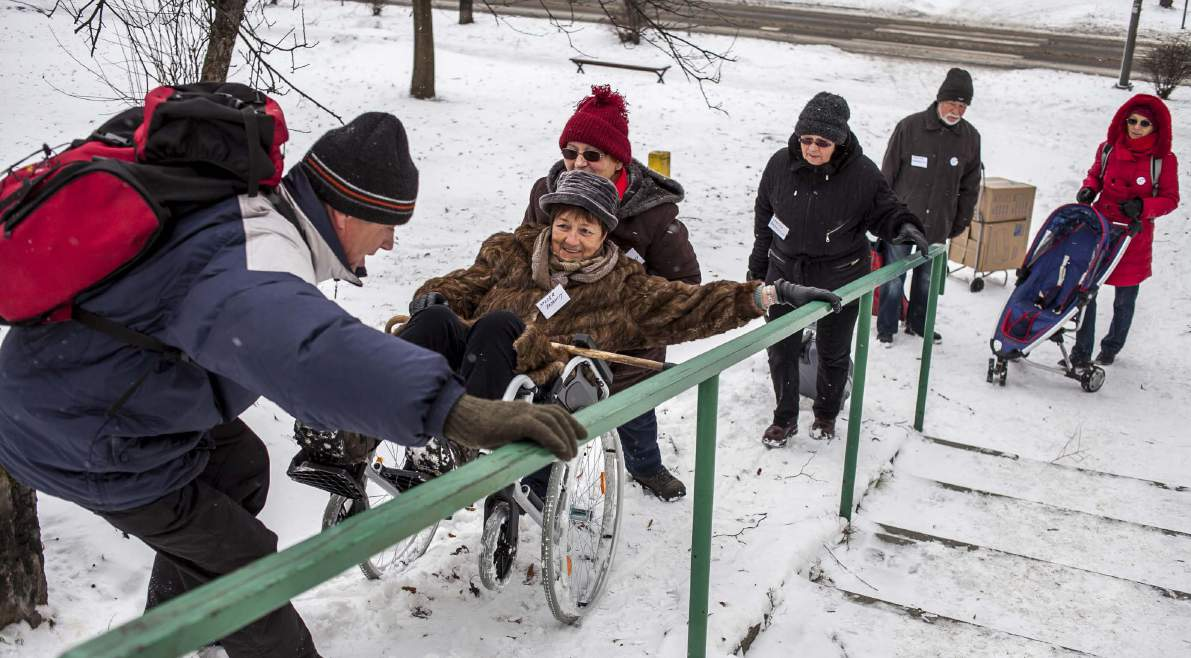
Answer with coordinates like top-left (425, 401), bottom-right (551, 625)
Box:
top-left (892, 222), bottom-right (931, 256)
top-left (409, 292), bottom-right (449, 316)
top-left (1128, 218), bottom-right (1144, 237)
top-left (1075, 187), bottom-right (1097, 205)
top-left (746, 270), bottom-right (762, 282)
top-left (947, 219), bottom-right (970, 240)
top-left (442, 394), bottom-right (583, 461)
top-left (1119, 197), bottom-right (1144, 220)
top-left (773, 279), bottom-right (843, 313)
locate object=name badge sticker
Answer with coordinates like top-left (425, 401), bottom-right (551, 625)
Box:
top-left (626, 248), bottom-right (645, 264)
top-left (536, 284), bottom-right (571, 319)
top-left (911, 155), bottom-right (929, 168)
top-left (768, 216), bottom-right (790, 240)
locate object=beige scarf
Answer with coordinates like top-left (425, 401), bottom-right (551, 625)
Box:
top-left (531, 227), bottom-right (620, 291)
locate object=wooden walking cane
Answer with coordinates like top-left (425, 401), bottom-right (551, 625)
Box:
top-left (383, 313), bottom-right (668, 371)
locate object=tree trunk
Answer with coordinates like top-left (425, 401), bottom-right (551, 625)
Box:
top-left (620, 0), bottom-right (642, 44)
top-left (459, 0), bottom-right (474, 25)
top-left (411, 0), bottom-right (436, 99)
top-left (201, 0), bottom-right (249, 82)
top-left (0, 467), bottom-right (48, 630)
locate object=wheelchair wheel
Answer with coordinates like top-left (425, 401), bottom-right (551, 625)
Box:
top-left (479, 498), bottom-right (519, 591)
top-left (321, 442), bottom-right (439, 580)
top-left (541, 431), bottom-right (625, 624)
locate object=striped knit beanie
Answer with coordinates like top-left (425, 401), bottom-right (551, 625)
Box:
top-left (300, 112), bottom-right (418, 225)
top-left (558, 85), bottom-right (631, 164)
top-left (539, 169), bottom-right (620, 233)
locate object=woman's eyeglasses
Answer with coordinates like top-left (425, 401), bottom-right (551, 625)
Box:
top-left (561, 147), bottom-right (605, 162)
top-left (1126, 118), bottom-right (1152, 128)
top-left (798, 136), bottom-right (834, 148)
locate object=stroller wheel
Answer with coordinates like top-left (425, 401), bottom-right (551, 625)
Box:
top-left (1080, 366), bottom-right (1106, 393)
top-left (970, 277), bottom-right (985, 293)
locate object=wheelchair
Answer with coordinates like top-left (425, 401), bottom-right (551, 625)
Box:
top-left (477, 340), bottom-right (625, 624)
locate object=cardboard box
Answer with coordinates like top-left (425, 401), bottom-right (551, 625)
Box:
top-left (977, 177), bottom-right (1036, 223)
top-left (949, 218), bottom-right (1031, 272)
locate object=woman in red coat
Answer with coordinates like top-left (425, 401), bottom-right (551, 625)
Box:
top-left (1072, 94), bottom-right (1180, 366)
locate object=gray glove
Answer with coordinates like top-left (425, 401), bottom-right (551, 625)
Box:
top-left (893, 222), bottom-right (930, 256)
top-left (774, 279), bottom-right (843, 313)
top-left (442, 395), bottom-right (583, 461)
top-left (409, 292), bottom-right (448, 316)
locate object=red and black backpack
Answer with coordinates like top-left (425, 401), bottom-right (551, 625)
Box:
top-left (0, 82), bottom-right (289, 327)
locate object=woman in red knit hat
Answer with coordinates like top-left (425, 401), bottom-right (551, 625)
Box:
top-left (1072, 94), bottom-right (1181, 366)
top-left (521, 84), bottom-right (701, 502)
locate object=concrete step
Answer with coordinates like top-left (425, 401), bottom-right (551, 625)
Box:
top-left (860, 472), bottom-right (1191, 595)
top-left (816, 524), bottom-right (1191, 656)
top-left (894, 436), bottom-right (1191, 534)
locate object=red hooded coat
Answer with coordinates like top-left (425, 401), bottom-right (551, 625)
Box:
top-left (1081, 94), bottom-right (1180, 286)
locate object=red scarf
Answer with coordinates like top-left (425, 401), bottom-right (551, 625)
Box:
top-left (1120, 131), bottom-right (1157, 156)
top-left (614, 167), bottom-right (629, 199)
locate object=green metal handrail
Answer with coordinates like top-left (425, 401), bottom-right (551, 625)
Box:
top-left (62, 246), bottom-right (946, 658)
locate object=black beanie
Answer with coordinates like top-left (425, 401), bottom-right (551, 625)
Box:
top-left (300, 112), bottom-right (418, 225)
top-left (794, 92), bottom-right (851, 145)
top-left (937, 68), bottom-right (974, 104)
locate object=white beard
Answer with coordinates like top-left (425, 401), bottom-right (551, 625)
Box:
top-left (941, 113), bottom-right (962, 126)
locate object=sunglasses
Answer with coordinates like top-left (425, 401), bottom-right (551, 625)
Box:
top-left (1126, 118), bottom-right (1152, 128)
top-left (561, 147), bottom-right (605, 163)
top-left (798, 136), bottom-right (834, 148)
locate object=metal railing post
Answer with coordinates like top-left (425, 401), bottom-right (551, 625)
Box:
top-left (838, 292), bottom-right (872, 520)
top-left (687, 375), bottom-right (719, 658)
top-left (914, 253), bottom-right (945, 431)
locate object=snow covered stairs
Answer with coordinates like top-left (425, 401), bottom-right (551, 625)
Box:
top-left (806, 435), bottom-right (1191, 656)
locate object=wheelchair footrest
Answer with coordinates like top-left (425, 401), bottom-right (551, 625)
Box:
top-left (286, 456), bottom-right (366, 499)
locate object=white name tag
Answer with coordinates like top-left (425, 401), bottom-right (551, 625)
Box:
top-left (768, 216), bottom-right (790, 240)
top-left (626, 248), bottom-right (645, 264)
top-left (911, 155), bottom-right (929, 168)
top-left (536, 284), bottom-right (570, 319)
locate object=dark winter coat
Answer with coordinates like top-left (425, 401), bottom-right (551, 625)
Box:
top-left (523, 159), bottom-right (701, 391)
top-left (1081, 95), bottom-right (1180, 286)
top-left (881, 103), bottom-right (982, 243)
top-left (0, 167), bottom-right (464, 512)
top-left (750, 132), bottom-right (923, 291)
top-left (415, 225), bottom-right (761, 385)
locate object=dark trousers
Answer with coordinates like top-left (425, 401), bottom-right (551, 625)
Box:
top-left (877, 242), bottom-right (930, 336)
top-left (766, 300), bottom-right (861, 424)
top-left (95, 419), bottom-right (319, 658)
top-left (618, 409), bottom-right (662, 477)
top-left (1074, 285), bottom-right (1140, 359)
top-left (398, 305), bottom-right (525, 399)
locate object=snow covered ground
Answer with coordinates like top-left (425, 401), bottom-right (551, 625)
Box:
top-left (1, 0), bottom-right (1189, 656)
top-left (759, 0), bottom-right (1191, 36)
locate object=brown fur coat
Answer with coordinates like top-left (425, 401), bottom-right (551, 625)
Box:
top-left (415, 225), bottom-right (763, 383)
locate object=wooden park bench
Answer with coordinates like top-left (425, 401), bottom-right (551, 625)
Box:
top-left (569, 57), bottom-right (670, 83)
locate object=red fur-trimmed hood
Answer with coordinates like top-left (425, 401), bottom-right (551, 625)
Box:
top-left (1106, 94), bottom-right (1172, 157)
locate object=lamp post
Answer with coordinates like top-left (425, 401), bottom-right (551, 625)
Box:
top-left (1117, 0), bottom-right (1144, 90)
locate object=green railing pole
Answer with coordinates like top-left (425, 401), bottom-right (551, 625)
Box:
top-left (914, 252), bottom-right (945, 431)
top-left (687, 375), bottom-right (719, 658)
top-left (838, 292), bottom-right (873, 520)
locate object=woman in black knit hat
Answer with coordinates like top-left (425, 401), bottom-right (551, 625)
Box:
top-left (749, 92), bottom-right (929, 447)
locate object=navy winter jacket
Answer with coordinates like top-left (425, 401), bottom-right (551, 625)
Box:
top-left (0, 166), bottom-right (465, 511)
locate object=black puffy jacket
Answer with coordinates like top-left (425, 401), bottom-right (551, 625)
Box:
top-left (750, 131), bottom-right (923, 290)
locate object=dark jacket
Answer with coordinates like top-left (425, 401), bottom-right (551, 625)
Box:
top-left (415, 225), bottom-right (761, 385)
top-left (523, 159), bottom-right (701, 391)
top-left (750, 132), bottom-right (922, 291)
top-left (0, 167), bottom-right (465, 511)
top-left (881, 103), bottom-right (982, 243)
top-left (1081, 94), bottom-right (1180, 286)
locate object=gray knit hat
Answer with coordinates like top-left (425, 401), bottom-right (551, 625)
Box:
top-left (794, 91), bottom-right (851, 145)
top-left (539, 170), bottom-right (620, 233)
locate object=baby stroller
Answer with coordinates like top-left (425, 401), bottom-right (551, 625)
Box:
top-left (987, 204), bottom-right (1132, 392)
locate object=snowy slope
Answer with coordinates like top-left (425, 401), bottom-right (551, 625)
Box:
top-left (1, 1), bottom-right (1189, 656)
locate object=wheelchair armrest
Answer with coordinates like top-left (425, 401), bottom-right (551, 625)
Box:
top-left (570, 333), bottom-right (614, 386)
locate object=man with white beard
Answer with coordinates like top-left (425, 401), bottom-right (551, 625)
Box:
top-left (877, 67), bottom-right (982, 345)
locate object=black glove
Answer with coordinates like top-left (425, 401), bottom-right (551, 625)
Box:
top-left (409, 292), bottom-right (449, 316)
top-left (1128, 218), bottom-right (1144, 237)
top-left (774, 279), bottom-right (843, 313)
top-left (1119, 197), bottom-right (1144, 220)
top-left (892, 222), bottom-right (931, 256)
top-left (1075, 187), bottom-right (1097, 204)
top-left (947, 220), bottom-right (970, 240)
top-left (442, 394), bottom-right (584, 461)
top-left (746, 269), bottom-right (762, 282)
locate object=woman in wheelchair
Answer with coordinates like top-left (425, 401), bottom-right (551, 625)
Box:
top-left (395, 169), bottom-right (842, 494)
